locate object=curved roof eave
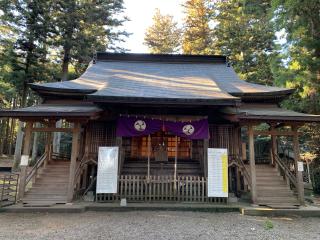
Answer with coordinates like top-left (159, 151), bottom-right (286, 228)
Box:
top-left (29, 83), bottom-right (97, 94)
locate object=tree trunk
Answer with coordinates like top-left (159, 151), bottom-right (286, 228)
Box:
top-left (53, 120), bottom-right (62, 154)
top-left (31, 123), bottom-right (40, 164)
top-left (61, 47), bottom-right (71, 81)
top-left (13, 121), bottom-right (24, 169)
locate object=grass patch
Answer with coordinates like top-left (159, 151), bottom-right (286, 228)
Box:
top-left (264, 219), bottom-right (274, 230)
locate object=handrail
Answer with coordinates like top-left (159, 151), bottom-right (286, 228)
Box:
top-left (273, 153), bottom-right (297, 188)
top-left (51, 152), bottom-right (70, 161)
top-left (237, 155), bottom-right (252, 188)
top-left (25, 153), bottom-right (47, 187)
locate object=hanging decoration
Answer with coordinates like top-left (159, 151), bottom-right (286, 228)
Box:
top-left (165, 119), bottom-right (209, 140)
top-left (116, 116), bottom-right (209, 140)
top-left (116, 116), bottom-right (162, 137)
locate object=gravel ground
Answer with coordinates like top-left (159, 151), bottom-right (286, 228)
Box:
top-left (0, 211), bottom-right (319, 240)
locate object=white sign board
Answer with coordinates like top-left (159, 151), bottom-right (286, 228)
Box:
top-left (96, 146), bottom-right (119, 194)
top-left (298, 161), bottom-right (304, 172)
top-left (207, 148), bottom-right (228, 198)
top-left (20, 155), bottom-right (29, 166)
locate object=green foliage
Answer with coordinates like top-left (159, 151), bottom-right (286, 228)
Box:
top-left (264, 219), bottom-right (274, 230)
top-left (182, 0), bottom-right (213, 54)
top-left (312, 168), bottom-right (320, 194)
top-left (212, 0), bottom-right (276, 85)
top-left (50, 0), bottom-right (128, 80)
top-left (272, 0), bottom-right (320, 114)
top-left (144, 9), bottom-right (181, 54)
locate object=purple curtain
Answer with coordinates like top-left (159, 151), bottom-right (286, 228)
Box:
top-left (165, 119), bottom-right (209, 140)
top-left (116, 116), bottom-right (209, 139)
top-left (116, 116), bottom-right (163, 137)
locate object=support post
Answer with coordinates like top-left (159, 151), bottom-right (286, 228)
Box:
top-left (203, 139), bottom-right (209, 178)
top-left (147, 135), bottom-right (151, 180)
top-left (44, 131), bottom-right (52, 168)
top-left (18, 121), bottom-right (33, 200)
top-left (248, 125), bottom-right (257, 204)
top-left (270, 125), bottom-right (277, 166)
top-left (67, 122), bottom-right (81, 202)
top-left (292, 125), bottom-right (304, 205)
top-left (174, 136), bottom-right (178, 191)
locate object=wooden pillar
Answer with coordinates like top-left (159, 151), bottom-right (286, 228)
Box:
top-left (174, 136), bottom-right (178, 180)
top-left (292, 125), bottom-right (304, 205)
top-left (147, 135), bottom-right (151, 180)
top-left (248, 125), bottom-right (257, 204)
top-left (18, 121), bottom-right (33, 200)
top-left (116, 136), bottom-right (122, 176)
top-left (270, 125), bottom-right (277, 166)
top-left (203, 139), bottom-right (209, 178)
top-left (67, 122), bottom-right (81, 202)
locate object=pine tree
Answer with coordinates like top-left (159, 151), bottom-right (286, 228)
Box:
top-left (51, 0), bottom-right (128, 80)
top-left (182, 0), bottom-right (213, 54)
top-left (272, 0), bottom-right (320, 114)
top-left (0, 0), bottom-right (53, 106)
top-left (144, 9), bottom-right (181, 54)
top-left (212, 0), bottom-right (276, 85)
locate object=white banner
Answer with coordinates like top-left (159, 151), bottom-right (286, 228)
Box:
top-left (96, 146), bottom-right (119, 194)
top-left (207, 148), bottom-right (228, 198)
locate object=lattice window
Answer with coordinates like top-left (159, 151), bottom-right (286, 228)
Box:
top-left (127, 131), bottom-right (191, 159)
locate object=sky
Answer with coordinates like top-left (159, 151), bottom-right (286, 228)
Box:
top-left (122, 0), bottom-right (184, 53)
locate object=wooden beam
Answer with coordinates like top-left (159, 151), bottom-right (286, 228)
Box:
top-left (292, 125), bottom-right (305, 205)
top-left (67, 123), bottom-right (81, 202)
top-left (18, 121), bottom-right (33, 200)
top-left (253, 130), bottom-right (300, 136)
top-left (248, 125), bottom-right (257, 204)
top-left (31, 127), bottom-right (73, 132)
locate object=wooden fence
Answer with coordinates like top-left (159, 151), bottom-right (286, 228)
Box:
top-left (96, 175), bottom-right (227, 203)
top-left (0, 173), bottom-right (19, 207)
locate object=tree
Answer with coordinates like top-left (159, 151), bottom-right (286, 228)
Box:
top-left (0, 0), bottom-right (53, 106)
top-left (144, 8), bottom-right (181, 54)
top-left (182, 0), bottom-right (213, 54)
top-left (51, 0), bottom-right (128, 81)
top-left (272, 0), bottom-right (320, 114)
top-left (212, 0), bottom-right (276, 85)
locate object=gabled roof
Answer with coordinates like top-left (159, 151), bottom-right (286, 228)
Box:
top-left (30, 52), bottom-right (293, 105)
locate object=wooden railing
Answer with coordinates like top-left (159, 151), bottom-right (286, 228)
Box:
top-left (238, 157), bottom-right (251, 189)
top-left (52, 152), bottom-right (70, 161)
top-left (229, 154), bottom-right (251, 189)
top-left (273, 153), bottom-right (297, 189)
top-left (0, 173), bottom-right (19, 207)
top-left (97, 175), bottom-right (227, 203)
top-left (25, 153), bottom-right (47, 187)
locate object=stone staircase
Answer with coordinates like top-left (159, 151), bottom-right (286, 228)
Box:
top-left (255, 164), bottom-right (299, 208)
top-left (22, 161), bottom-right (70, 206)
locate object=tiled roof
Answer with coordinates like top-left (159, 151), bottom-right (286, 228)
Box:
top-left (30, 53), bottom-right (293, 105)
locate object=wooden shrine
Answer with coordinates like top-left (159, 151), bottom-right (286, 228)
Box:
top-left (0, 52), bottom-right (319, 207)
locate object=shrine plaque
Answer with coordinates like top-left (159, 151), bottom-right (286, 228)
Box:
top-left (207, 148), bottom-right (228, 198)
top-left (96, 147), bottom-right (119, 194)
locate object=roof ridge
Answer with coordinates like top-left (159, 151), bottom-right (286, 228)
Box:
top-left (96, 52), bottom-right (227, 64)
